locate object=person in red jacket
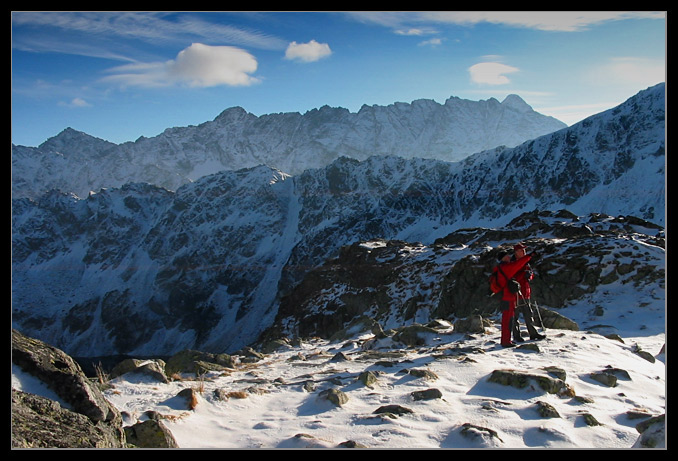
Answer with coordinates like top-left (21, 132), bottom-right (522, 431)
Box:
top-left (511, 243), bottom-right (545, 341)
top-left (493, 248), bottom-right (532, 347)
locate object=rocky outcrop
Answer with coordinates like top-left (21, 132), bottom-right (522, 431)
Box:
top-left (265, 210), bottom-right (663, 343)
top-left (11, 390), bottom-right (124, 448)
top-left (11, 329), bottom-right (188, 448)
top-left (11, 329), bottom-right (126, 448)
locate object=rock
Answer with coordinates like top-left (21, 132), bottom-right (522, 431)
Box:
top-left (109, 358), bottom-right (146, 378)
top-left (393, 324), bottom-right (440, 346)
top-left (406, 368), bottom-right (439, 381)
top-left (110, 358), bottom-right (168, 383)
top-left (358, 370), bottom-right (378, 387)
top-left (11, 329), bottom-right (126, 448)
top-left (581, 412), bottom-right (603, 426)
top-left (330, 352), bottom-right (351, 362)
top-left (411, 388), bottom-right (443, 401)
top-left (542, 366), bottom-right (567, 380)
top-left (177, 388), bottom-right (200, 410)
top-left (12, 329), bottom-right (121, 424)
top-left (454, 315), bottom-right (489, 334)
top-left (373, 404), bottom-right (414, 417)
top-left (124, 419), bottom-right (180, 448)
top-left (590, 372), bottom-right (618, 387)
top-left (634, 414), bottom-right (665, 448)
top-left (259, 337), bottom-right (292, 354)
top-left (516, 343), bottom-right (540, 352)
top-left (460, 423), bottom-right (503, 444)
top-left (626, 409), bottom-right (653, 420)
top-left (337, 440), bottom-right (368, 448)
top-left (235, 346), bottom-right (266, 363)
top-left (318, 388), bottom-right (349, 407)
top-left (11, 390), bottom-right (125, 448)
top-left (164, 349), bottom-right (235, 376)
top-left (603, 366), bottom-right (631, 380)
top-left (538, 308), bottom-right (579, 330)
top-left (488, 369), bottom-right (567, 394)
top-left (632, 344), bottom-right (656, 363)
top-left (535, 400), bottom-right (560, 418)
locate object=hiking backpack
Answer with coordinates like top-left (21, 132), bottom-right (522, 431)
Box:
top-left (489, 265), bottom-right (521, 294)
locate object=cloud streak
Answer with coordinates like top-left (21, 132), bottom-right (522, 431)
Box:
top-left (11, 11), bottom-right (287, 60)
top-left (347, 11), bottom-right (665, 33)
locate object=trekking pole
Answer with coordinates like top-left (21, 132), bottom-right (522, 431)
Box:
top-left (529, 297), bottom-right (546, 333)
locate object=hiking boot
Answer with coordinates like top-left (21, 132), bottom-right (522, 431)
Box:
top-left (514, 336), bottom-right (525, 342)
top-left (501, 342), bottom-right (516, 348)
top-left (530, 333), bottom-right (546, 340)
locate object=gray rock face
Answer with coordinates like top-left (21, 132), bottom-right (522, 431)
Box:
top-left (11, 389), bottom-right (125, 448)
top-left (11, 329), bottom-right (126, 448)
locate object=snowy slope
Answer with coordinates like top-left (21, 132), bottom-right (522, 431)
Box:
top-left (13, 293), bottom-right (665, 449)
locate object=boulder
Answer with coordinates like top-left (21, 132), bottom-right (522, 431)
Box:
top-left (124, 419), bottom-right (180, 448)
top-left (634, 414), bottom-right (665, 448)
top-left (488, 369), bottom-right (567, 394)
top-left (319, 388), bottom-right (349, 407)
top-left (11, 329), bottom-right (126, 447)
top-left (12, 329), bottom-right (122, 424)
top-left (11, 389), bottom-right (125, 448)
top-left (164, 349), bottom-right (235, 376)
top-left (110, 358), bottom-right (168, 383)
top-left (454, 315), bottom-right (490, 334)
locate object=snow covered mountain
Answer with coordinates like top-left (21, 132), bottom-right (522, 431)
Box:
top-left (11, 84), bottom-right (664, 358)
top-left (11, 93), bottom-right (565, 200)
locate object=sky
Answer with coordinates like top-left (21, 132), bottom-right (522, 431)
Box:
top-left (11, 11), bottom-right (666, 148)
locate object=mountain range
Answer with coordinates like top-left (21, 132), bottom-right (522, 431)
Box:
top-left (12, 93), bottom-right (565, 200)
top-left (11, 83), bottom-right (665, 358)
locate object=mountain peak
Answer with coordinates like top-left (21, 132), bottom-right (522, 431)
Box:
top-left (38, 127), bottom-right (112, 151)
top-left (501, 94), bottom-right (533, 112)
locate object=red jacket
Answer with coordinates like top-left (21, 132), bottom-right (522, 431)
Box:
top-left (495, 255), bottom-right (532, 301)
top-left (514, 261), bottom-right (533, 299)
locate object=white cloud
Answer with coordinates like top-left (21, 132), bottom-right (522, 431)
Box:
top-left (418, 38), bottom-right (443, 47)
top-left (468, 62), bottom-right (519, 85)
top-left (590, 57), bottom-right (665, 86)
top-left (285, 40), bottom-right (332, 63)
top-left (102, 43), bottom-right (259, 88)
top-left (536, 102), bottom-right (618, 126)
top-left (58, 97), bottom-right (92, 108)
top-left (169, 43), bottom-right (259, 87)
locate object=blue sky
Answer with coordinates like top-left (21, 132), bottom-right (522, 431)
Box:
top-left (11, 11), bottom-right (665, 147)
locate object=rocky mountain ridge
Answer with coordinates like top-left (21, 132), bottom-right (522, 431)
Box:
top-left (262, 209), bottom-right (664, 344)
top-left (12, 93), bottom-right (566, 199)
top-left (11, 84), bottom-right (665, 358)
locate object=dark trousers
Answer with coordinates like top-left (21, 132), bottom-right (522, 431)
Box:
top-left (513, 300), bottom-right (539, 339)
